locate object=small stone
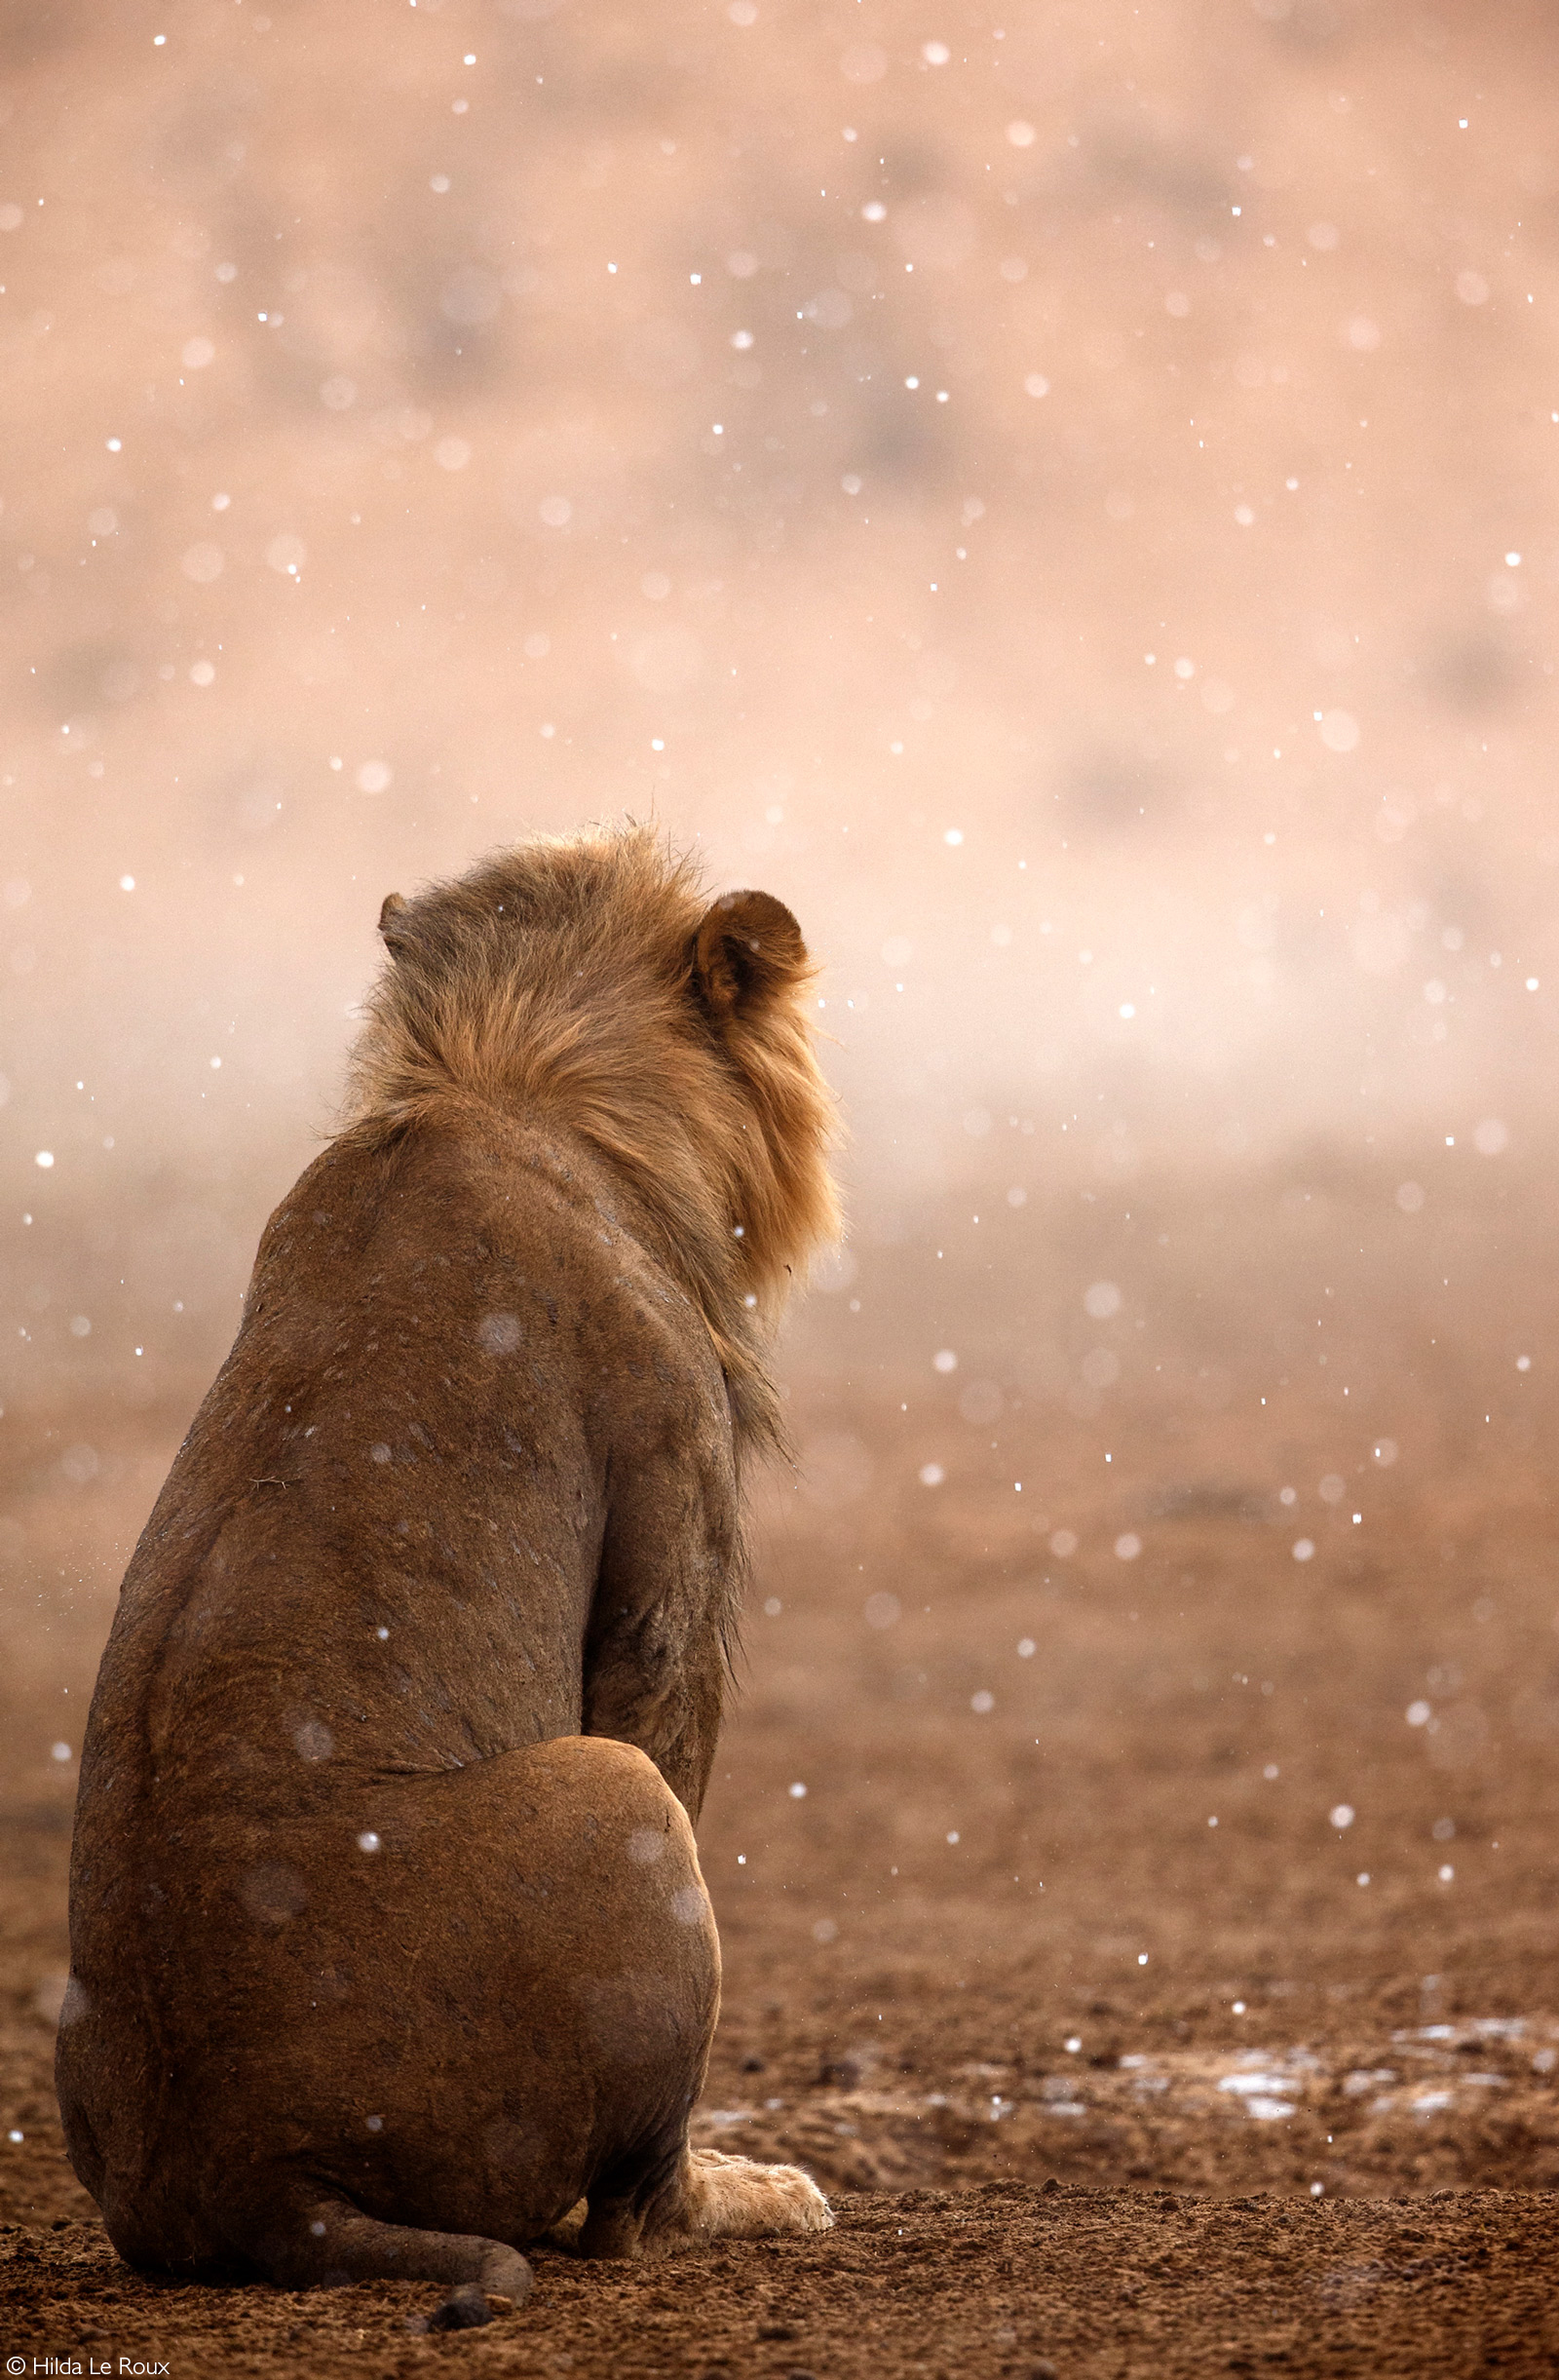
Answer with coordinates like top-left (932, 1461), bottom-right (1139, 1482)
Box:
top-left (741, 2053), bottom-right (767, 2073)
top-left (757, 2320), bottom-right (797, 2340)
top-left (427, 2284), bottom-right (492, 2331)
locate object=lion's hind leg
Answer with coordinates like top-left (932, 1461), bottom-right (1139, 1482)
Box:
top-left (667, 2147), bottom-right (833, 2245)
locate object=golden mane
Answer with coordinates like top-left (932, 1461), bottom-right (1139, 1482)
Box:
top-left (342, 821), bottom-right (841, 1456)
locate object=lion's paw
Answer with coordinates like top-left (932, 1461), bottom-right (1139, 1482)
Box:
top-left (683, 2148), bottom-right (833, 2241)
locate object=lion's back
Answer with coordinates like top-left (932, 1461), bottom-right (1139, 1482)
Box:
top-left (92, 1101), bottom-right (727, 1764)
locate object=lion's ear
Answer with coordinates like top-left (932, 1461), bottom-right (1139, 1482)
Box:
top-left (378, 892), bottom-right (411, 958)
top-left (692, 890), bottom-right (809, 1019)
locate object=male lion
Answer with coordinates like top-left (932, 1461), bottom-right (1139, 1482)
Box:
top-left (57, 824), bottom-right (841, 2326)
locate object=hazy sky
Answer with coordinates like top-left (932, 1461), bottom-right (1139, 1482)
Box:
top-left (4, 0), bottom-right (1557, 1401)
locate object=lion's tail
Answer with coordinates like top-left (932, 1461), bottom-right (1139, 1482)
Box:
top-left (264, 2195), bottom-right (532, 2328)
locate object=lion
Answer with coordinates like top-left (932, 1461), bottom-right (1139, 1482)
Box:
top-left (56, 823), bottom-right (841, 2327)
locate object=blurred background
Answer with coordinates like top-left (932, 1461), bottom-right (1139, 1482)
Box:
top-left (4, 0), bottom-right (1558, 1408)
top-left (6, 0), bottom-right (1559, 2215)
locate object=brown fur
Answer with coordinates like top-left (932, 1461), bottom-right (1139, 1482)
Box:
top-left (56, 825), bottom-right (840, 2324)
top-left (349, 824), bottom-right (839, 1463)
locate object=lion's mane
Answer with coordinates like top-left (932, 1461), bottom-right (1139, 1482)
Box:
top-left (343, 821), bottom-right (841, 1459)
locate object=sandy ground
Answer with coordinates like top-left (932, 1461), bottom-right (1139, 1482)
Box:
top-left (5, 1169), bottom-right (1559, 2368)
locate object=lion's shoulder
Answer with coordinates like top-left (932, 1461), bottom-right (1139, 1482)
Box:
top-left (252, 1099), bottom-right (727, 1418)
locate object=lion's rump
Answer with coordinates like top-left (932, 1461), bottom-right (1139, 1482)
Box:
top-left (60, 1108), bottom-right (736, 2260)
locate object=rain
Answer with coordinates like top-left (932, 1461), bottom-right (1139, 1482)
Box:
top-left (4, 0), bottom-right (1559, 2363)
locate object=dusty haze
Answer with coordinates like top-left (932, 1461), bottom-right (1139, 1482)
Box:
top-left (9, 12), bottom-right (1559, 2354)
top-left (4, 0), bottom-right (1558, 1410)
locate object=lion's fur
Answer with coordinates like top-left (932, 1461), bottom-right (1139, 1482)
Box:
top-left (344, 822), bottom-right (840, 1458)
top-left (56, 825), bottom-right (841, 2321)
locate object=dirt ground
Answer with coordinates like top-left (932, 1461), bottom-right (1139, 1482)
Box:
top-left (6, 0), bottom-right (1559, 2366)
top-left (6, 2185), bottom-right (1559, 2379)
top-left (4, 1166), bottom-right (1559, 2371)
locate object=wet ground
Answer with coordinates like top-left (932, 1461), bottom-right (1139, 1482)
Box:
top-left (4, 1173), bottom-right (1559, 2369)
top-left (7, 2183), bottom-right (1558, 2378)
